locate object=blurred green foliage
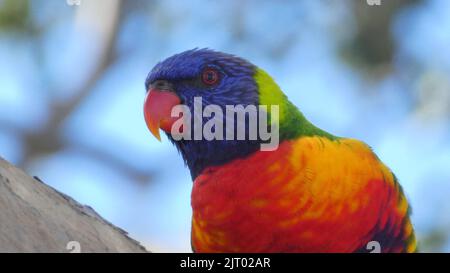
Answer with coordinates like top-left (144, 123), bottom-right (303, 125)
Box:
top-left (341, 0), bottom-right (423, 74)
top-left (0, 0), bottom-right (29, 33)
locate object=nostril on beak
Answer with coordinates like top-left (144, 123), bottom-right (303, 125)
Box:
top-left (152, 80), bottom-right (173, 91)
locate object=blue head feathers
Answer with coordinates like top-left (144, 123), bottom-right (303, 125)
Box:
top-left (145, 49), bottom-right (263, 179)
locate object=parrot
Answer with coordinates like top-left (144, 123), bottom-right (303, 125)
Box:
top-left (143, 49), bottom-right (416, 253)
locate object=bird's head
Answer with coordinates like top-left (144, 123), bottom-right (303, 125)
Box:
top-left (143, 49), bottom-right (306, 179)
top-left (144, 48), bottom-right (261, 137)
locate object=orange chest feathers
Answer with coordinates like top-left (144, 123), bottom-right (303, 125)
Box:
top-left (191, 137), bottom-right (416, 253)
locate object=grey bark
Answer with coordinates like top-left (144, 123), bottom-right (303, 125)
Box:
top-left (0, 157), bottom-right (148, 253)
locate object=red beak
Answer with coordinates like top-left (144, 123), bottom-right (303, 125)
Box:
top-left (143, 88), bottom-right (182, 141)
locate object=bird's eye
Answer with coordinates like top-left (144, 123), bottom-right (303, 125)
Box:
top-left (201, 68), bottom-right (220, 86)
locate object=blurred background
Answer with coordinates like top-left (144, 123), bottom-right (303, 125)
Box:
top-left (0, 0), bottom-right (449, 252)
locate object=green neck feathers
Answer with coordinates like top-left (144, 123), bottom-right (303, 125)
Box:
top-left (254, 68), bottom-right (337, 141)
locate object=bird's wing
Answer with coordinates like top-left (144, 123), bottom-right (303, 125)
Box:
top-left (284, 136), bottom-right (416, 252)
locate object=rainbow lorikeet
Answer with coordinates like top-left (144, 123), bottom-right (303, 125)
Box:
top-left (143, 49), bottom-right (416, 253)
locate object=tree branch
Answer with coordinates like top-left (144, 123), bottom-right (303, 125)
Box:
top-left (0, 156), bottom-right (148, 253)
